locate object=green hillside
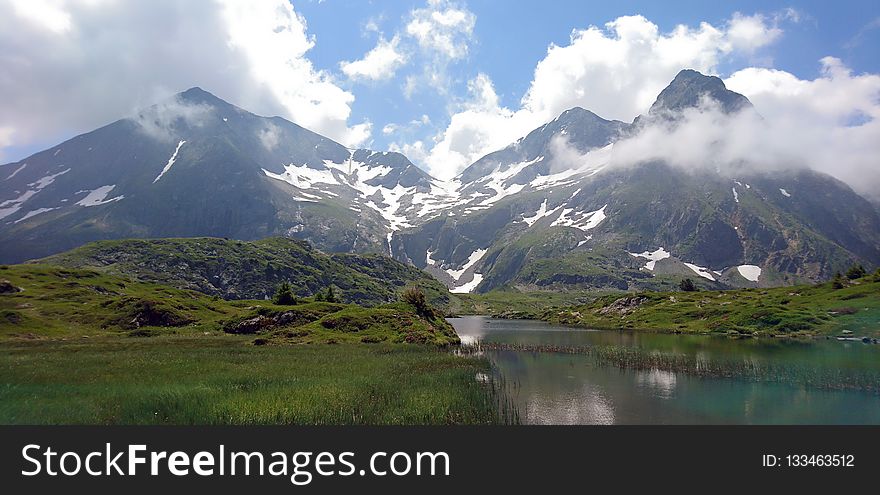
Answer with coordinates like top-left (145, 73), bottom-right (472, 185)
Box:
top-left (38, 237), bottom-right (451, 308)
top-left (540, 272), bottom-right (880, 337)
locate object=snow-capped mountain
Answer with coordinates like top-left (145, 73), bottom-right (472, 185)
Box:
top-left (2, 72), bottom-right (879, 295)
top-left (0, 88), bottom-right (445, 262)
top-left (393, 70), bottom-right (880, 293)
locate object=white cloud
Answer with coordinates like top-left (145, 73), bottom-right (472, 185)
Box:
top-left (725, 12), bottom-right (783, 53)
top-left (723, 58), bottom-right (880, 197)
top-left (0, 0), bottom-right (371, 161)
top-left (405, 0), bottom-right (475, 59)
top-left (414, 13), bottom-right (795, 179)
top-left (534, 55), bottom-right (880, 201)
top-left (7, 0), bottom-right (75, 34)
top-left (340, 35), bottom-right (407, 82)
top-left (258, 123), bottom-right (281, 151)
top-left (402, 0), bottom-right (476, 97)
top-left (132, 97), bottom-right (215, 142)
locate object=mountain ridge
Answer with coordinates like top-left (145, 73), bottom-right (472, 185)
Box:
top-left (3, 69), bottom-right (878, 295)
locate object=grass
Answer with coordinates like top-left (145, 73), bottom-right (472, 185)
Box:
top-left (0, 263), bottom-right (512, 424)
top-left (539, 275), bottom-right (880, 337)
top-left (0, 264), bottom-right (458, 345)
top-left (0, 336), bottom-right (505, 425)
top-left (453, 288), bottom-right (601, 317)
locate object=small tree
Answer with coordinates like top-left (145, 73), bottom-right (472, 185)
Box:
top-left (831, 272), bottom-right (845, 290)
top-left (401, 286), bottom-right (434, 318)
top-left (325, 286), bottom-right (338, 303)
top-left (273, 281), bottom-right (297, 305)
top-left (679, 278), bottom-right (697, 292)
top-left (846, 264), bottom-right (867, 280)
top-left (314, 291), bottom-right (325, 302)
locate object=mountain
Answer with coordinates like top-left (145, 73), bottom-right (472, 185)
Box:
top-left (37, 236), bottom-right (451, 307)
top-left (3, 72), bottom-right (879, 295)
top-left (0, 87), bottom-right (446, 263)
top-left (392, 70), bottom-right (880, 293)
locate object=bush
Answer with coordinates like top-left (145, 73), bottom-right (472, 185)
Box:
top-left (679, 278), bottom-right (697, 292)
top-left (846, 264), bottom-right (867, 280)
top-left (831, 272), bottom-right (845, 290)
top-left (273, 282), bottom-right (298, 305)
top-left (401, 286), bottom-right (435, 318)
top-left (324, 286), bottom-right (338, 303)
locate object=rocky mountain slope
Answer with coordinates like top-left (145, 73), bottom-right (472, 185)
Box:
top-left (37, 237), bottom-right (451, 307)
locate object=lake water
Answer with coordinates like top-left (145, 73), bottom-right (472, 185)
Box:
top-left (448, 316), bottom-right (880, 424)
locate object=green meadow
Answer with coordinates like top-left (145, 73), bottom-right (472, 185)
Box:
top-left (0, 264), bottom-right (508, 424)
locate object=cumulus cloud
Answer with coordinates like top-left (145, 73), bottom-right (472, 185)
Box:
top-left (402, 0), bottom-right (477, 97)
top-left (545, 58), bottom-right (880, 200)
top-left (414, 13), bottom-right (796, 179)
top-left (0, 0), bottom-right (371, 161)
top-left (340, 35), bottom-right (407, 82)
top-left (133, 97), bottom-right (215, 142)
top-left (405, 0), bottom-right (475, 59)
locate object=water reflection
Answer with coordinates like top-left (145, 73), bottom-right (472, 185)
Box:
top-left (450, 316), bottom-right (880, 425)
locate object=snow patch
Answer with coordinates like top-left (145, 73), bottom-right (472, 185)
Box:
top-left (551, 205), bottom-right (607, 232)
top-left (0, 168), bottom-right (69, 219)
top-left (737, 265), bottom-right (762, 282)
top-left (15, 207), bottom-right (57, 223)
top-left (628, 247), bottom-right (671, 271)
top-left (732, 187), bottom-right (739, 203)
top-left (779, 188), bottom-right (791, 198)
top-left (451, 274), bottom-right (483, 294)
top-left (521, 199), bottom-right (561, 226)
top-left (5, 163), bottom-right (26, 180)
top-left (684, 262), bottom-right (716, 281)
top-left (153, 140), bottom-right (186, 183)
top-left (76, 185), bottom-right (124, 206)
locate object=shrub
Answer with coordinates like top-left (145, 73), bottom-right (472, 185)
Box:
top-left (401, 286), bottom-right (435, 318)
top-left (846, 264), bottom-right (867, 280)
top-left (273, 282), bottom-right (298, 305)
top-left (679, 278), bottom-right (697, 292)
top-left (324, 286), bottom-right (338, 303)
top-left (831, 272), bottom-right (845, 290)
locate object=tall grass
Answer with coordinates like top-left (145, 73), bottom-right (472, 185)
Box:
top-left (0, 336), bottom-right (513, 425)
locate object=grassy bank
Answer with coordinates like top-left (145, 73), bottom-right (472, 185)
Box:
top-left (0, 336), bottom-right (507, 424)
top-left (539, 274), bottom-right (880, 337)
top-left (452, 288), bottom-right (600, 317)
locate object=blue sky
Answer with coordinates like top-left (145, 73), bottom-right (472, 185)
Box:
top-left (1, 0), bottom-right (879, 184)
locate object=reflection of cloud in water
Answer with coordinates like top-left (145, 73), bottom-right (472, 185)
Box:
top-left (636, 369), bottom-right (677, 399)
top-left (525, 385), bottom-right (615, 425)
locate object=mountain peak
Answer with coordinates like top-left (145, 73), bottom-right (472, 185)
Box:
top-left (648, 69), bottom-right (752, 116)
top-left (176, 86), bottom-right (229, 107)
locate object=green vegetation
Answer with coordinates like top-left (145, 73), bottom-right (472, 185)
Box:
top-left (272, 281), bottom-right (298, 305)
top-left (39, 237), bottom-right (451, 308)
top-left (847, 264), bottom-right (867, 280)
top-left (540, 274), bottom-right (880, 337)
top-left (679, 278), bottom-right (697, 292)
top-left (0, 263), bottom-right (509, 424)
top-left (0, 337), bottom-right (503, 425)
top-left (453, 288), bottom-right (599, 317)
